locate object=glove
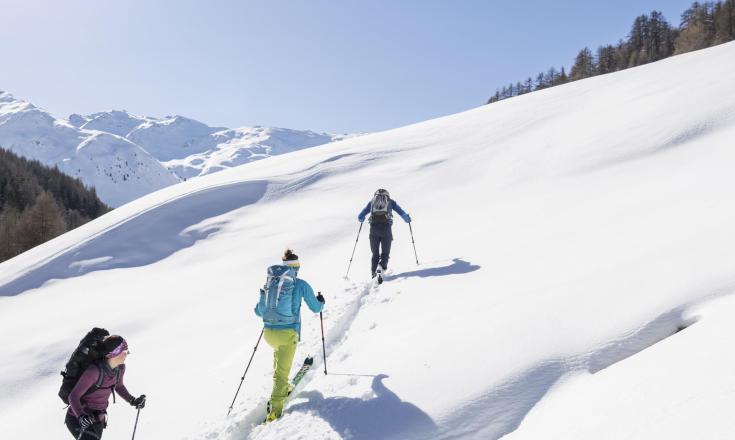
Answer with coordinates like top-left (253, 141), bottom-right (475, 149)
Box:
top-left (78, 414), bottom-right (95, 430)
top-left (131, 394), bottom-right (146, 409)
top-left (316, 292), bottom-right (325, 304)
top-left (358, 215), bottom-right (365, 223)
top-left (402, 213), bottom-right (411, 223)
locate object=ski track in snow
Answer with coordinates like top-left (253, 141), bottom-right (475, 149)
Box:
top-left (206, 262), bottom-right (457, 440)
top-left (233, 262), bottom-right (732, 440)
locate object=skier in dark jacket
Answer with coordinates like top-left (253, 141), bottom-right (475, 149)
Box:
top-left (65, 335), bottom-right (146, 440)
top-left (357, 189), bottom-right (411, 278)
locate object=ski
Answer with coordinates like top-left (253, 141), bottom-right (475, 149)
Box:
top-left (290, 356), bottom-right (314, 390)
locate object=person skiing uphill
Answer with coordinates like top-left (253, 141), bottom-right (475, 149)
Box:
top-left (255, 249), bottom-right (325, 422)
top-left (65, 335), bottom-right (146, 440)
top-left (357, 189), bottom-right (411, 280)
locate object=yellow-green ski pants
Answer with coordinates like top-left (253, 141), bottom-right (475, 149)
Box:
top-left (263, 328), bottom-right (298, 420)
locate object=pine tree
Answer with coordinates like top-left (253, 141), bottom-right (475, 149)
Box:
top-left (0, 147), bottom-right (109, 263)
top-left (714, 0), bottom-right (735, 43)
top-left (535, 72), bottom-right (546, 90)
top-left (524, 77), bottom-right (534, 94)
top-left (597, 45), bottom-right (618, 74)
top-left (16, 191), bottom-right (66, 252)
top-left (543, 67), bottom-right (557, 87)
top-left (647, 11), bottom-right (674, 61)
top-left (487, 89), bottom-right (501, 104)
top-left (675, 2), bottom-right (716, 54)
top-left (680, 2), bottom-right (703, 28)
top-left (557, 67), bottom-right (569, 84)
top-left (570, 47), bottom-right (595, 81)
top-left (0, 207), bottom-right (21, 261)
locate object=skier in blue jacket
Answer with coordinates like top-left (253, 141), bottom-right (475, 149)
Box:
top-left (357, 189), bottom-right (411, 278)
top-left (254, 249), bottom-right (324, 422)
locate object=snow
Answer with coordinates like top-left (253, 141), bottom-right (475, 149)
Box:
top-left (0, 93), bottom-right (180, 207)
top-left (0, 95), bottom-right (354, 206)
top-left (2, 41), bottom-right (735, 440)
top-left (163, 126), bottom-right (356, 180)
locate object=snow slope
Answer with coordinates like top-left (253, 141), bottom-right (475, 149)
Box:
top-left (2, 41), bottom-right (735, 440)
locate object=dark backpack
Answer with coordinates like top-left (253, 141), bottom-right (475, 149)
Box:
top-left (58, 327), bottom-right (110, 404)
top-left (370, 190), bottom-right (392, 223)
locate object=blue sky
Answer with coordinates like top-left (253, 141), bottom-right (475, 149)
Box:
top-left (1, 0), bottom-right (694, 133)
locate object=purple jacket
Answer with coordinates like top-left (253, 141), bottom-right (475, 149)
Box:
top-left (68, 362), bottom-right (134, 418)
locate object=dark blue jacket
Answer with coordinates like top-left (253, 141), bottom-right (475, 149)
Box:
top-left (358, 199), bottom-right (410, 224)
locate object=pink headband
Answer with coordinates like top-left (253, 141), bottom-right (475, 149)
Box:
top-left (106, 339), bottom-right (128, 358)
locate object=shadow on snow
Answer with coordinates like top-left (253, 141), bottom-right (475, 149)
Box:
top-left (289, 374), bottom-right (437, 440)
top-left (385, 258), bottom-right (480, 282)
top-left (0, 181), bottom-right (267, 296)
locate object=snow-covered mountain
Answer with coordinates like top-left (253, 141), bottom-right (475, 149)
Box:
top-left (0, 92), bottom-right (179, 207)
top-left (1, 94), bottom-right (353, 207)
top-left (162, 126), bottom-right (352, 179)
top-left (2, 41), bottom-right (735, 440)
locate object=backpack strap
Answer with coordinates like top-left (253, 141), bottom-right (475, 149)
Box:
top-left (276, 274), bottom-right (292, 298)
top-left (90, 363), bottom-right (121, 390)
top-left (94, 364), bottom-right (105, 388)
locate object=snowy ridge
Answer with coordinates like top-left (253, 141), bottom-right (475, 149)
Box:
top-left (0, 92), bottom-right (179, 207)
top-left (78, 110), bottom-right (153, 136)
top-left (2, 41), bottom-right (735, 440)
top-left (163, 126), bottom-right (354, 179)
top-left (0, 92), bottom-right (354, 206)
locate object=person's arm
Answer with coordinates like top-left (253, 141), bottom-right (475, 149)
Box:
top-left (391, 200), bottom-right (411, 223)
top-left (254, 288), bottom-right (266, 317)
top-left (357, 201), bottom-right (371, 222)
top-left (68, 365), bottom-right (100, 417)
top-left (115, 365), bottom-right (135, 404)
top-left (298, 280), bottom-right (324, 313)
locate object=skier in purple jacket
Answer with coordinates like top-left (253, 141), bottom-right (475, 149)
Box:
top-left (65, 335), bottom-right (146, 440)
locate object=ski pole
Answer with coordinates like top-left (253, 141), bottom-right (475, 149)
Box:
top-left (131, 407), bottom-right (141, 440)
top-left (227, 329), bottom-right (264, 416)
top-left (345, 222), bottom-right (364, 278)
top-left (319, 309), bottom-right (327, 375)
top-left (408, 222), bottom-right (419, 265)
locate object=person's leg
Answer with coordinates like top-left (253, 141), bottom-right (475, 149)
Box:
top-left (369, 232), bottom-right (381, 276)
top-left (263, 328), bottom-right (298, 421)
top-left (65, 412), bottom-right (104, 439)
top-left (379, 226), bottom-right (393, 271)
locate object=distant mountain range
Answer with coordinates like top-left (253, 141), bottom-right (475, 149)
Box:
top-left (0, 91), bottom-right (355, 206)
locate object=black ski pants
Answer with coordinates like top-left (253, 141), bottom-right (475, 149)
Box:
top-left (65, 412), bottom-right (105, 440)
top-left (369, 222), bottom-right (393, 275)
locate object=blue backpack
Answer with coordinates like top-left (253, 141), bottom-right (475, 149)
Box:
top-left (260, 265), bottom-right (298, 326)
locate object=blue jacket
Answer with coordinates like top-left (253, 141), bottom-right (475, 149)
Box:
top-left (358, 199), bottom-right (410, 224)
top-left (254, 274), bottom-right (323, 337)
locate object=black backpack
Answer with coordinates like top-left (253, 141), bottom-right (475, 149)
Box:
top-left (370, 189), bottom-right (392, 223)
top-left (58, 327), bottom-right (110, 404)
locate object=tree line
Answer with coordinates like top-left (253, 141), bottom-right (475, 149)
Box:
top-left (487, 1), bottom-right (735, 103)
top-left (0, 147), bottom-right (109, 263)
